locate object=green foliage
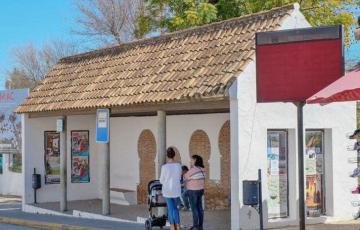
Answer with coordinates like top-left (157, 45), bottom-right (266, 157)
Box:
top-left (139, 0), bottom-right (359, 45)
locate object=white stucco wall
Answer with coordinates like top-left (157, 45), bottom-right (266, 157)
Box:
top-left (22, 115), bottom-right (101, 204)
top-left (23, 113), bottom-right (229, 204)
top-left (110, 113), bottom-right (229, 192)
top-left (229, 4), bottom-right (357, 230)
top-left (0, 154), bottom-right (23, 196)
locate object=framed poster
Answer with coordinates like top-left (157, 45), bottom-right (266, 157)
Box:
top-left (44, 131), bottom-right (60, 184)
top-left (71, 131), bottom-right (90, 183)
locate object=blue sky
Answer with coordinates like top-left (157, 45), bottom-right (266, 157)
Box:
top-left (0, 2), bottom-right (359, 89)
top-left (0, 0), bottom-right (79, 89)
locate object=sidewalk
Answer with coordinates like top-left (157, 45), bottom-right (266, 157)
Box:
top-left (0, 197), bottom-right (359, 230)
top-left (272, 220), bottom-right (360, 230)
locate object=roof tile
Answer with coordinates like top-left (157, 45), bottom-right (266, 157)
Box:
top-left (17, 4), bottom-right (294, 113)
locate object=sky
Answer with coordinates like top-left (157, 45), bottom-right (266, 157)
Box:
top-left (0, 2), bottom-right (359, 90)
top-left (0, 0), bottom-right (79, 89)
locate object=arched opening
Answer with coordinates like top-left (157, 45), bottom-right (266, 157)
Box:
top-left (137, 129), bottom-right (156, 204)
top-left (189, 130), bottom-right (214, 209)
top-left (219, 120), bottom-right (231, 209)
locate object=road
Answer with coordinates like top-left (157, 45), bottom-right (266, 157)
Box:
top-left (0, 224), bottom-right (37, 230)
top-left (0, 197), bottom-right (145, 230)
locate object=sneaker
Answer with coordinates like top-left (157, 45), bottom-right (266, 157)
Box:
top-left (352, 186), bottom-right (360, 194)
top-left (350, 168), bottom-right (360, 177)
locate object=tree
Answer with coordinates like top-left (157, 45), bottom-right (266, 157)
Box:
top-left (75, 0), bottom-right (146, 46)
top-left (5, 68), bottom-right (33, 89)
top-left (5, 40), bottom-right (77, 89)
top-left (138, 0), bottom-right (217, 35)
top-left (140, 0), bottom-right (360, 45)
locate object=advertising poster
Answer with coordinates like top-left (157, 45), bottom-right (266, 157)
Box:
top-left (306, 175), bottom-right (322, 210)
top-left (71, 131), bottom-right (90, 183)
top-left (44, 132), bottom-right (60, 184)
top-left (0, 89), bottom-right (29, 172)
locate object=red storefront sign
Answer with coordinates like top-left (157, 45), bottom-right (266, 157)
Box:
top-left (256, 25), bottom-right (344, 103)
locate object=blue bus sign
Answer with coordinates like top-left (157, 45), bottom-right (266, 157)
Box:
top-left (96, 109), bottom-right (110, 143)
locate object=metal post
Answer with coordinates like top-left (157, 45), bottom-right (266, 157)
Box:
top-left (297, 102), bottom-right (306, 230)
top-left (102, 141), bottom-right (110, 215)
top-left (60, 116), bottom-right (67, 212)
top-left (33, 168), bottom-right (37, 204)
top-left (258, 169), bottom-right (264, 230)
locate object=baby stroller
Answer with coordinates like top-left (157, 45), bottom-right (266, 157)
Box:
top-left (145, 180), bottom-right (167, 230)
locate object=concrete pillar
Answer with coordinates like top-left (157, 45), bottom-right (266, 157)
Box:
top-left (21, 114), bottom-right (32, 208)
top-left (102, 141), bottom-right (110, 215)
top-left (157, 110), bottom-right (166, 177)
top-left (60, 116), bottom-right (67, 212)
top-left (157, 110), bottom-right (166, 216)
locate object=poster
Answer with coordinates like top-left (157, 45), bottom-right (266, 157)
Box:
top-left (44, 131), bottom-right (60, 184)
top-left (71, 131), bottom-right (90, 183)
top-left (306, 175), bottom-right (322, 212)
top-left (0, 89), bottom-right (29, 172)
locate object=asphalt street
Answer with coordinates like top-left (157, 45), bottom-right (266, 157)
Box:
top-left (0, 198), bottom-right (145, 230)
top-left (0, 224), bottom-right (38, 230)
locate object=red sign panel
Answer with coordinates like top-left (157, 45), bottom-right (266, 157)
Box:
top-left (256, 25), bottom-right (343, 102)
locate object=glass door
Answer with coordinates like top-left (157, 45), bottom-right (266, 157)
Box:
top-left (267, 130), bottom-right (289, 218)
top-left (305, 130), bottom-right (325, 217)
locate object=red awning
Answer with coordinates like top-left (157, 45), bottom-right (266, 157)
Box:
top-left (307, 67), bottom-right (360, 104)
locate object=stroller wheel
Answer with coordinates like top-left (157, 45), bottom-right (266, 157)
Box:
top-left (145, 219), bottom-right (152, 230)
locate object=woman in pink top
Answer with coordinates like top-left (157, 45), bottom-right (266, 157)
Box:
top-left (184, 155), bottom-right (205, 230)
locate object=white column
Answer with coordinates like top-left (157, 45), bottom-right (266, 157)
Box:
top-left (60, 116), bottom-right (67, 212)
top-left (229, 80), bottom-right (241, 230)
top-left (21, 114), bottom-right (31, 208)
top-left (157, 110), bottom-right (166, 216)
top-left (157, 110), bottom-right (166, 178)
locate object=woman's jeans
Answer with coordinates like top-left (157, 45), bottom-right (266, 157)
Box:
top-left (165, 197), bottom-right (180, 225)
top-left (188, 189), bottom-right (204, 229)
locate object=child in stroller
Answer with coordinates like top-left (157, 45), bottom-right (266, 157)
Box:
top-left (145, 180), bottom-right (167, 229)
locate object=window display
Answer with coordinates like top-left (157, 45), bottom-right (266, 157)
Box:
top-left (305, 130), bottom-right (325, 217)
top-left (267, 130), bottom-right (289, 218)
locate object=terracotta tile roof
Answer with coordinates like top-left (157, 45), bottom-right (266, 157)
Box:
top-left (16, 4), bottom-right (295, 113)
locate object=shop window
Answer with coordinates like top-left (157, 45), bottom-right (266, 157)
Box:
top-left (305, 130), bottom-right (325, 217)
top-left (267, 130), bottom-right (289, 218)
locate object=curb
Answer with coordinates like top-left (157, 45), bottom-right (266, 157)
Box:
top-left (0, 216), bottom-right (97, 230)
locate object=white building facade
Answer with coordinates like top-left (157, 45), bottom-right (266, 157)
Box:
top-left (18, 4), bottom-right (358, 230)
